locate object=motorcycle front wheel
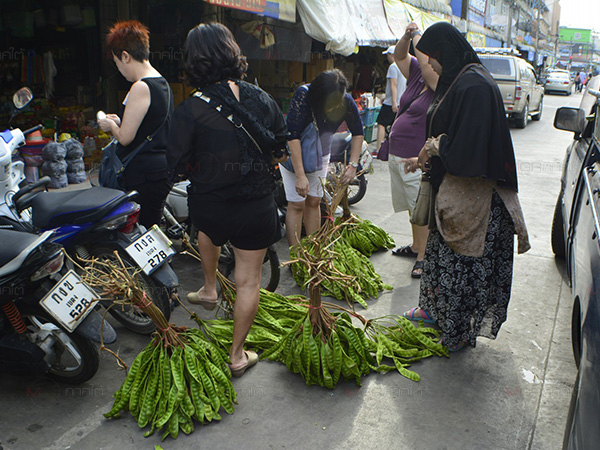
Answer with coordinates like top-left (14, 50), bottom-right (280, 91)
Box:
top-left (19, 306), bottom-right (99, 384)
top-left (91, 246), bottom-right (172, 335)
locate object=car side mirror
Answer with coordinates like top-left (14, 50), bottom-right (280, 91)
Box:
top-left (554, 107), bottom-right (586, 134)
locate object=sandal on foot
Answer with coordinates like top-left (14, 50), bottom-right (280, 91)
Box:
top-left (187, 291), bottom-right (219, 311)
top-left (229, 350), bottom-right (259, 377)
top-left (445, 341), bottom-right (469, 352)
top-left (392, 245), bottom-right (418, 257)
top-left (403, 307), bottom-right (436, 324)
top-left (411, 260), bottom-right (424, 279)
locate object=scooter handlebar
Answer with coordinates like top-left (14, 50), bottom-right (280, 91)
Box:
top-left (22, 124), bottom-right (43, 137)
top-left (12, 176), bottom-right (50, 206)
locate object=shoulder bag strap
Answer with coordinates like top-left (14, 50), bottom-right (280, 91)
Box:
top-left (120, 84), bottom-right (172, 167)
top-left (428, 63), bottom-right (478, 132)
top-left (193, 90), bottom-right (264, 154)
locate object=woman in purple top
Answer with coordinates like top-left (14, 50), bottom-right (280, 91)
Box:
top-left (388, 23), bottom-right (438, 278)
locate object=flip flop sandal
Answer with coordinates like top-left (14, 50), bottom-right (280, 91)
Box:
top-left (411, 260), bottom-right (424, 279)
top-left (403, 307), bottom-right (436, 324)
top-left (392, 245), bottom-right (418, 257)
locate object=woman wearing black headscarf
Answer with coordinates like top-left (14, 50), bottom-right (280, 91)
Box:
top-left (404, 22), bottom-right (530, 351)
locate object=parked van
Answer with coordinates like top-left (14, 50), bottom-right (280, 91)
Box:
top-left (475, 48), bottom-right (544, 128)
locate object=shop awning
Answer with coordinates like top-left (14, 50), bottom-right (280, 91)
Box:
top-left (347, 0), bottom-right (397, 47)
top-left (297, 0), bottom-right (357, 55)
top-left (466, 21), bottom-right (505, 41)
top-left (297, 0), bottom-right (399, 54)
top-left (398, 0), bottom-right (452, 16)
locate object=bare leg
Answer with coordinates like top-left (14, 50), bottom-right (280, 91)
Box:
top-left (193, 230), bottom-right (220, 301)
top-left (376, 124), bottom-right (386, 151)
top-left (303, 195), bottom-right (322, 236)
top-left (229, 246), bottom-right (267, 367)
top-left (410, 223), bottom-right (429, 277)
top-left (411, 223), bottom-right (429, 260)
top-left (286, 200), bottom-right (306, 247)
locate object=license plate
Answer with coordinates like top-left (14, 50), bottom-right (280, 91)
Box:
top-left (40, 270), bottom-right (97, 332)
top-left (125, 225), bottom-right (175, 275)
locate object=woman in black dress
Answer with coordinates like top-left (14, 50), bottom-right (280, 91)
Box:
top-left (168, 23), bottom-right (288, 376)
top-left (404, 22), bottom-right (530, 351)
top-left (98, 20), bottom-right (173, 228)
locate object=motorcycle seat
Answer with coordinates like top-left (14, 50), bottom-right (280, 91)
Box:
top-left (0, 230), bottom-right (53, 276)
top-left (31, 187), bottom-right (128, 229)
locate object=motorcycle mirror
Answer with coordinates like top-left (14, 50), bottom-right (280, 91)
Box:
top-left (97, 111), bottom-right (106, 121)
top-left (13, 87), bottom-right (33, 110)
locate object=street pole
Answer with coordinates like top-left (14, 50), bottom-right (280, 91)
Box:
top-left (506, 1), bottom-right (513, 48)
top-left (534, 7), bottom-right (540, 72)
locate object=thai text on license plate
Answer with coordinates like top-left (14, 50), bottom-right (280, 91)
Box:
top-left (40, 270), bottom-right (97, 332)
top-left (125, 225), bottom-right (175, 275)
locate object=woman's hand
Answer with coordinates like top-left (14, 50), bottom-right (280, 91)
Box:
top-left (106, 114), bottom-right (121, 126)
top-left (403, 157), bottom-right (419, 173)
top-left (417, 146), bottom-right (431, 170)
top-left (272, 154), bottom-right (289, 165)
top-left (295, 174), bottom-right (310, 198)
top-left (405, 22), bottom-right (419, 39)
top-left (98, 117), bottom-right (116, 133)
top-left (342, 165), bottom-right (357, 185)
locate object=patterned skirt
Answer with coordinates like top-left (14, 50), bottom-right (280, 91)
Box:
top-left (419, 192), bottom-right (515, 348)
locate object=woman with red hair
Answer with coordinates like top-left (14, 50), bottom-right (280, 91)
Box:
top-left (98, 20), bottom-right (173, 228)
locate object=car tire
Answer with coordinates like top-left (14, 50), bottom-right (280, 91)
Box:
top-left (551, 195), bottom-right (566, 258)
top-left (515, 102), bottom-right (528, 129)
top-left (532, 98), bottom-right (543, 121)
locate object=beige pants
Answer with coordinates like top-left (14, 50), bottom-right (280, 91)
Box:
top-left (388, 154), bottom-right (422, 214)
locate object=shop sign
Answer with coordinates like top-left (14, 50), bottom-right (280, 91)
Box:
top-left (466, 32), bottom-right (486, 48)
top-left (205, 0), bottom-right (266, 13)
top-left (470, 0), bottom-right (486, 15)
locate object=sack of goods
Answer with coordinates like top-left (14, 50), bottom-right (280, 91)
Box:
top-left (41, 142), bottom-right (68, 188)
top-left (64, 138), bottom-right (87, 184)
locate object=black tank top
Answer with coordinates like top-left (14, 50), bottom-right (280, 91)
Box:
top-left (117, 77), bottom-right (173, 186)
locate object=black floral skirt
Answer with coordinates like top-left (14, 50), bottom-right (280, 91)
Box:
top-left (419, 192), bottom-right (515, 348)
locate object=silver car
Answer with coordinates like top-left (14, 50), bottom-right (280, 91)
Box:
top-left (545, 72), bottom-right (574, 95)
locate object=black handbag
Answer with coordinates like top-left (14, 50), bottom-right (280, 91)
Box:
top-left (99, 88), bottom-right (171, 190)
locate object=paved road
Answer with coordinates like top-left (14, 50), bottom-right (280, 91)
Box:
top-left (0, 93), bottom-right (583, 450)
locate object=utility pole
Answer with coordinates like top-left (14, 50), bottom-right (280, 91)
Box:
top-left (506, 1), bottom-right (514, 48)
top-left (534, 6), bottom-right (540, 72)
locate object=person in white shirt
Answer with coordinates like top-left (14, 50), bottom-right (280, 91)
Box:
top-left (376, 46), bottom-right (407, 152)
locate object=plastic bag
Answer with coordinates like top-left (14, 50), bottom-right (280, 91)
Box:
top-left (42, 142), bottom-right (67, 161)
top-left (64, 138), bottom-right (85, 159)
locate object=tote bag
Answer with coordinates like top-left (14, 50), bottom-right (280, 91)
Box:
top-left (280, 121), bottom-right (323, 174)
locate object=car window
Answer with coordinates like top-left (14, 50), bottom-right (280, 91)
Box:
top-left (548, 73), bottom-right (570, 81)
top-left (479, 56), bottom-right (515, 77)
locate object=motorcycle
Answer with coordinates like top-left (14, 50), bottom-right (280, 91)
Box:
top-left (327, 131), bottom-right (372, 205)
top-left (0, 229), bottom-right (116, 384)
top-left (163, 184), bottom-right (281, 292)
top-left (0, 88), bottom-right (178, 335)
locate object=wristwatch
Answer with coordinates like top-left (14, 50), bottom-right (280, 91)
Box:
top-left (348, 161), bottom-right (359, 168)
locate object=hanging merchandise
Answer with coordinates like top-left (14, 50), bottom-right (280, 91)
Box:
top-left (240, 20), bottom-right (276, 48)
top-left (43, 51), bottom-right (57, 99)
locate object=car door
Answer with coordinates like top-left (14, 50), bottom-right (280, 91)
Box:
top-left (566, 154), bottom-right (600, 449)
top-left (527, 66), bottom-right (543, 109)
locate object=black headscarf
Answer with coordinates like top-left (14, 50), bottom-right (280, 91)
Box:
top-left (416, 21), bottom-right (481, 102)
top-left (415, 22), bottom-right (518, 192)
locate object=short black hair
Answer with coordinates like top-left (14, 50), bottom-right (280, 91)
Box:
top-left (307, 69), bottom-right (348, 116)
top-left (183, 22), bottom-right (248, 88)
